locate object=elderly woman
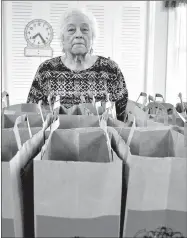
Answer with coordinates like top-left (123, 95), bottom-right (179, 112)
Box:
top-left (27, 8), bottom-right (128, 121)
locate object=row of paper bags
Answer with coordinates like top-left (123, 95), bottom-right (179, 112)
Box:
top-left (1, 99), bottom-right (187, 238)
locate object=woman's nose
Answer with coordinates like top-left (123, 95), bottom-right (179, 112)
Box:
top-left (74, 28), bottom-right (83, 38)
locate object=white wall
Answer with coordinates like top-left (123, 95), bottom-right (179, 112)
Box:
top-left (152, 1), bottom-right (169, 99)
top-left (2, 1), bottom-right (148, 104)
top-left (3, 1), bottom-right (182, 104)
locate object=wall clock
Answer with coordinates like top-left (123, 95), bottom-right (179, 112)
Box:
top-left (24, 19), bottom-right (53, 57)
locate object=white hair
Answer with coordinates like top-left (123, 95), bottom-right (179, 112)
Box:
top-left (58, 7), bottom-right (98, 44)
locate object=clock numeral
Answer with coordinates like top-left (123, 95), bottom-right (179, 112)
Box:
top-left (30, 27), bottom-right (33, 30)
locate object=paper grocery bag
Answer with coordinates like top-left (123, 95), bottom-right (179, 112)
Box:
top-left (2, 114), bottom-right (44, 128)
top-left (57, 104), bottom-right (91, 115)
top-left (148, 108), bottom-right (186, 127)
top-left (3, 103), bottom-right (50, 114)
top-left (55, 115), bottom-right (100, 129)
top-left (2, 114), bottom-right (52, 238)
top-left (113, 126), bottom-right (187, 237)
top-left (146, 101), bottom-right (174, 114)
top-left (123, 157), bottom-right (187, 238)
top-left (2, 101), bottom-right (50, 127)
top-left (53, 95), bottom-right (116, 118)
top-left (2, 131), bottom-right (45, 237)
top-left (49, 114), bottom-right (128, 129)
top-left (34, 126), bottom-right (129, 238)
top-left (115, 126), bottom-right (186, 158)
top-left (2, 127), bottom-right (41, 161)
top-left (125, 100), bottom-right (165, 127)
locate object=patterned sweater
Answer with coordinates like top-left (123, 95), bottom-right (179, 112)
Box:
top-left (27, 55), bottom-right (128, 121)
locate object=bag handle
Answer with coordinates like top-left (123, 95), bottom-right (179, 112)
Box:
top-left (175, 112), bottom-right (187, 147)
top-left (105, 93), bottom-right (112, 109)
top-left (184, 122), bottom-right (187, 148)
top-left (118, 112), bottom-right (136, 146)
top-left (126, 114), bottom-right (136, 146)
top-left (92, 95), bottom-right (96, 106)
top-left (40, 115), bottom-right (60, 158)
top-left (147, 98), bottom-right (168, 125)
top-left (80, 94), bottom-right (86, 104)
top-left (38, 100), bottom-right (45, 124)
top-left (178, 92), bottom-right (186, 113)
top-left (136, 92), bottom-right (147, 110)
top-left (104, 93), bottom-right (116, 119)
top-left (13, 114), bottom-right (32, 150)
top-left (95, 101), bottom-right (102, 124)
top-left (2, 91), bottom-right (10, 107)
top-left (100, 115), bottom-right (113, 162)
top-left (155, 93), bottom-right (165, 102)
top-left (148, 95), bottom-right (155, 103)
top-left (136, 92), bottom-right (147, 102)
top-left (115, 113), bottom-right (136, 162)
top-left (79, 95), bottom-right (92, 115)
top-left (53, 95), bottom-right (61, 115)
top-left (47, 93), bottom-right (54, 114)
top-left (42, 113), bottom-right (54, 131)
top-left (154, 102), bottom-right (169, 126)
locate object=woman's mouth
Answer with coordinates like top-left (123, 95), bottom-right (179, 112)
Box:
top-left (73, 42), bottom-right (85, 46)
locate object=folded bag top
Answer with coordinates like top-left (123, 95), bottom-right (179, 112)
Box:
top-left (41, 125), bottom-right (114, 163)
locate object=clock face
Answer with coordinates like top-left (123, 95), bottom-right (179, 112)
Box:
top-left (24, 19), bottom-right (53, 48)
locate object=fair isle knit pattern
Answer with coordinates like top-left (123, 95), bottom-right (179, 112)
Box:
top-left (27, 55), bottom-right (128, 120)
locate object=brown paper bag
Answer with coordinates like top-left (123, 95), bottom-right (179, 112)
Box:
top-left (2, 127), bottom-right (41, 162)
top-left (2, 114), bottom-right (45, 129)
top-left (149, 105), bottom-right (187, 128)
top-left (123, 157), bottom-right (187, 237)
top-left (2, 101), bottom-right (51, 127)
top-left (125, 100), bottom-right (164, 127)
top-left (2, 114), bottom-right (48, 238)
top-left (3, 102), bottom-right (50, 114)
top-left (53, 94), bottom-right (116, 118)
top-left (113, 125), bottom-right (187, 237)
top-left (126, 100), bottom-right (187, 129)
top-left (56, 102), bottom-right (116, 117)
top-left (48, 114), bottom-right (129, 129)
top-left (47, 114), bottom-right (99, 129)
top-left (115, 125), bottom-right (186, 157)
top-left (33, 122), bottom-right (129, 237)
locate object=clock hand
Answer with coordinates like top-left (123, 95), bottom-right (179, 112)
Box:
top-left (38, 33), bottom-right (46, 44)
top-left (32, 33), bottom-right (39, 39)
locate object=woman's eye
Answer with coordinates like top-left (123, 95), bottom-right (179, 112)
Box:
top-left (68, 28), bottom-right (75, 32)
top-left (82, 28), bottom-right (89, 32)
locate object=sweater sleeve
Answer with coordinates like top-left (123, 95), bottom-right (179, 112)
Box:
top-left (27, 63), bottom-right (47, 104)
top-left (114, 66), bottom-right (128, 121)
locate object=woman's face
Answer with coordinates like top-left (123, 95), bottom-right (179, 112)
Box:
top-left (62, 12), bottom-right (93, 55)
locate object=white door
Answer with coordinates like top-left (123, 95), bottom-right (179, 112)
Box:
top-left (3, 1), bottom-right (78, 104)
top-left (112, 1), bottom-right (148, 101)
top-left (78, 1), bottom-right (113, 58)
